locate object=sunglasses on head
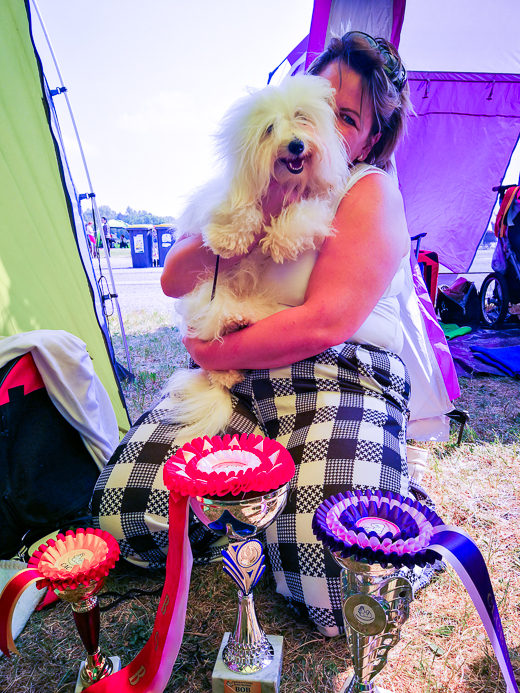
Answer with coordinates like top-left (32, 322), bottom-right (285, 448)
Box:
top-left (345, 31), bottom-right (407, 91)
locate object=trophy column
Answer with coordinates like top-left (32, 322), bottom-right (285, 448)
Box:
top-left (337, 559), bottom-right (412, 693)
top-left (56, 579), bottom-right (121, 691)
top-left (26, 528), bottom-right (121, 691)
top-left (164, 433), bottom-right (297, 693)
top-left (191, 486), bottom-right (288, 693)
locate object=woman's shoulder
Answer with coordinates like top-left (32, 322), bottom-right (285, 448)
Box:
top-left (333, 163), bottom-right (408, 257)
top-left (349, 162), bottom-right (398, 190)
top-left (340, 163), bottom-right (403, 211)
top-left (333, 164), bottom-right (400, 215)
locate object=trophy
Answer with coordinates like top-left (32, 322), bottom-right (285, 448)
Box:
top-left (191, 485), bottom-right (288, 675)
top-left (164, 433), bottom-right (295, 693)
top-left (28, 528), bottom-right (121, 690)
top-left (313, 490), bottom-right (444, 693)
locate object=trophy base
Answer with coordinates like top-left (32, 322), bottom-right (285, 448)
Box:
top-left (336, 671), bottom-right (394, 693)
top-left (74, 656), bottom-right (121, 692)
top-left (212, 633), bottom-right (283, 693)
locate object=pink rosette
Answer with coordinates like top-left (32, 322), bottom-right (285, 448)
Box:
top-left (164, 433), bottom-right (295, 498)
top-left (28, 528), bottom-right (120, 591)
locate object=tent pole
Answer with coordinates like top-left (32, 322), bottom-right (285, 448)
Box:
top-left (91, 196), bottom-right (134, 376)
top-left (30, 0), bottom-right (133, 376)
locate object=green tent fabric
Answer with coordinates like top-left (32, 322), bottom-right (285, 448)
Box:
top-left (0, 0), bottom-right (130, 435)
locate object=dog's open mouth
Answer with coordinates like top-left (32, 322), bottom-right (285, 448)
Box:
top-left (280, 157), bottom-right (305, 175)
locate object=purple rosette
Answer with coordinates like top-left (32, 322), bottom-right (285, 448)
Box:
top-left (312, 490), bottom-right (445, 569)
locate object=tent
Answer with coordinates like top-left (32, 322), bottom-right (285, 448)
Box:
top-left (273, 0), bottom-right (520, 273)
top-left (0, 0), bottom-right (130, 434)
top-left (3, 0), bottom-right (519, 440)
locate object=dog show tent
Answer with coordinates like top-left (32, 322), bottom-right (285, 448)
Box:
top-left (0, 0), bottom-right (130, 434)
top-left (2, 0), bottom-right (519, 439)
top-left (276, 0), bottom-right (520, 273)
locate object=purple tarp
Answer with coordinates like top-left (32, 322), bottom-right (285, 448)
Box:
top-left (396, 71), bottom-right (520, 273)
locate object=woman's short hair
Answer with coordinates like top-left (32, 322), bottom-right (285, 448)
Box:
top-left (308, 31), bottom-right (412, 171)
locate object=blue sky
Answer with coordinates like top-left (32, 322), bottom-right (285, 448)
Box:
top-left (31, 0), bottom-right (519, 221)
top-left (33, 0), bottom-right (314, 218)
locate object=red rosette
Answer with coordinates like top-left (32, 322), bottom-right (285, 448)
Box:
top-left (28, 528), bottom-right (120, 591)
top-left (164, 433), bottom-right (295, 498)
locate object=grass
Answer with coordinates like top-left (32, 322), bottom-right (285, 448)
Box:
top-left (0, 308), bottom-right (519, 692)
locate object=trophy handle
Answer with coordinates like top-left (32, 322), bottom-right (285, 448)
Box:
top-left (341, 568), bottom-right (413, 690)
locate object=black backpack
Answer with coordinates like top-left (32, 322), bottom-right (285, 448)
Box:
top-left (0, 353), bottom-right (99, 559)
top-left (437, 280), bottom-right (480, 325)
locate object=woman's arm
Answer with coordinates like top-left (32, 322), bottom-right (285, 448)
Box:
top-left (185, 172), bottom-right (410, 370)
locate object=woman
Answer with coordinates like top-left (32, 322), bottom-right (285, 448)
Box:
top-left (92, 32), bottom-right (420, 636)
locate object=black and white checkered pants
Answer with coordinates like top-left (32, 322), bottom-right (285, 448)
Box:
top-left (91, 342), bottom-right (411, 636)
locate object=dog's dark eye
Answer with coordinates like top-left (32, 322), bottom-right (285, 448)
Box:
top-left (265, 124), bottom-right (274, 136)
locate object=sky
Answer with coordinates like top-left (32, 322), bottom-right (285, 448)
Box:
top-left (31, 0), bottom-right (520, 222)
top-left (32, 0), bottom-right (314, 219)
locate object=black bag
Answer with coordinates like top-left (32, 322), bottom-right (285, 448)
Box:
top-left (437, 279), bottom-right (480, 325)
top-left (0, 353), bottom-right (100, 559)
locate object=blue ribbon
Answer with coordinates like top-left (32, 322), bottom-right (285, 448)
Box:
top-left (430, 525), bottom-right (518, 693)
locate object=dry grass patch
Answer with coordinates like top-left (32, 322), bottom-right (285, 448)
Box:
top-left (0, 311), bottom-right (519, 692)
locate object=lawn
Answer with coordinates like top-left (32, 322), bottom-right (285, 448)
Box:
top-left (0, 309), bottom-right (519, 693)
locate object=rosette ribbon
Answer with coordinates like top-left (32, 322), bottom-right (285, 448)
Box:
top-left (0, 434), bottom-right (292, 693)
top-left (313, 490), bottom-right (519, 693)
top-left (0, 528), bottom-right (119, 657)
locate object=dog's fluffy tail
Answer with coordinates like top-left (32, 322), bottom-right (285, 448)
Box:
top-left (163, 368), bottom-right (234, 444)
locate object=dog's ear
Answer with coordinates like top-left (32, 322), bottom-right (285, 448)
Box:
top-left (215, 90), bottom-right (274, 210)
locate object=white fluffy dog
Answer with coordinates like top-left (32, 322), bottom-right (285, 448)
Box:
top-left (166, 73), bottom-right (349, 442)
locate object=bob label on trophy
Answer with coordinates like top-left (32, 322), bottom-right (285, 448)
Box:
top-left (224, 680), bottom-right (262, 693)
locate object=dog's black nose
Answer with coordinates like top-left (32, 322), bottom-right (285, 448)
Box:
top-left (288, 139), bottom-right (305, 155)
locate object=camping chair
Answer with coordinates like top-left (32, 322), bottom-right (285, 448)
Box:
top-left (410, 234), bottom-right (469, 445)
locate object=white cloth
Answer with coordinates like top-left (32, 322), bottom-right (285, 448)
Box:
top-left (0, 330), bottom-right (119, 470)
top-left (398, 265), bottom-right (451, 440)
top-left (258, 164), bottom-right (407, 353)
top-left (259, 163), bottom-right (453, 440)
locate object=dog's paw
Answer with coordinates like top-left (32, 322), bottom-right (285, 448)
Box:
top-left (203, 223), bottom-right (256, 258)
top-left (260, 234), bottom-right (301, 263)
top-left (208, 369), bottom-right (245, 388)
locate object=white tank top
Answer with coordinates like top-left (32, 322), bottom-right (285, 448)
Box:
top-left (258, 163), bottom-right (409, 354)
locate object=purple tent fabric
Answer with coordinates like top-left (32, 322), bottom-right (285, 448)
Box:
top-left (390, 0), bottom-right (406, 47)
top-left (396, 71), bottom-right (520, 273)
top-left (305, 0), bottom-right (332, 70)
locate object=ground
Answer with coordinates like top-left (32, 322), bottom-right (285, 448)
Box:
top-left (0, 254), bottom-right (518, 692)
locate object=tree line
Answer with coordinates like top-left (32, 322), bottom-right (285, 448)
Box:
top-left (82, 205), bottom-right (175, 226)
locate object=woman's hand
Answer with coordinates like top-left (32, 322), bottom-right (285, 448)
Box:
top-left (182, 335), bottom-right (225, 370)
top-left (182, 335), bottom-right (205, 367)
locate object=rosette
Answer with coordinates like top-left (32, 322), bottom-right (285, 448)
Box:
top-left (28, 528), bottom-right (120, 591)
top-left (0, 528), bottom-right (119, 658)
top-left (312, 490), bottom-right (445, 569)
top-left (164, 433), bottom-right (295, 498)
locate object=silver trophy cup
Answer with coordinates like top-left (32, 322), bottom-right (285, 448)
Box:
top-left (331, 554), bottom-right (413, 693)
top-left (190, 483), bottom-right (289, 674)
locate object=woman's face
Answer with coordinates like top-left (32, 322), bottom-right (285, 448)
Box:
top-left (318, 61), bottom-right (380, 164)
